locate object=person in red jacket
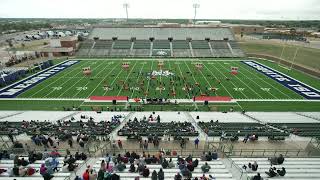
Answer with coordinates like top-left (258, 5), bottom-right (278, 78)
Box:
top-left (82, 169), bottom-right (90, 180)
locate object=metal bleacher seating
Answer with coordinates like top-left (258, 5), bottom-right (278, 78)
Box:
top-left (109, 40), bottom-right (132, 57)
top-left (93, 157), bottom-right (235, 180)
top-left (0, 156), bottom-right (84, 179)
top-left (172, 40), bottom-right (192, 57)
top-left (210, 41), bottom-right (233, 57)
top-left (191, 40), bottom-right (212, 57)
top-left (153, 40), bottom-right (170, 49)
top-left (89, 40), bottom-right (113, 57)
top-left (131, 40), bottom-right (151, 57)
top-left (232, 157), bottom-right (320, 179)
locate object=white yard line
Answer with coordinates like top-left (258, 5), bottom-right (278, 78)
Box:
top-left (117, 61), bottom-right (138, 96)
top-left (56, 61), bottom-right (108, 98)
top-left (129, 62), bottom-right (146, 98)
top-left (183, 61), bottom-right (203, 94)
top-left (222, 62), bottom-right (278, 99)
top-left (102, 63), bottom-right (125, 96)
top-left (236, 62), bottom-right (292, 99)
top-left (215, 62), bottom-right (264, 99)
top-left (167, 60), bottom-right (176, 98)
top-left (176, 62), bottom-right (191, 99)
top-left (86, 61), bottom-right (122, 97)
top-left (145, 60), bottom-right (154, 98)
top-left (29, 61), bottom-right (91, 98)
top-left (72, 61), bottom-right (115, 98)
top-left (203, 63), bottom-right (236, 98)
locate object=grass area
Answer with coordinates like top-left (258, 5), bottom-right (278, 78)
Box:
top-left (0, 100), bottom-right (318, 112)
top-left (0, 58), bottom-right (319, 111)
top-left (11, 39), bottom-right (49, 51)
top-left (239, 42), bottom-right (320, 71)
top-left (238, 101), bottom-right (320, 112)
top-left (17, 59), bottom-right (303, 100)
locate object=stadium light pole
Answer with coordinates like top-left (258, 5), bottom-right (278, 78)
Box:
top-left (193, 3), bottom-right (200, 24)
top-left (123, 3), bottom-right (130, 21)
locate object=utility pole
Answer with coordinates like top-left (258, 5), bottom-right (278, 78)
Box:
top-left (290, 47), bottom-right (299, 70)
top-left (193, 3), bottom-right (200, 24)
top-left (123, 3), bottom-right (130, 21)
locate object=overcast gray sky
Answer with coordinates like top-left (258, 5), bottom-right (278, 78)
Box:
top-left (0, 0), bottom-right (319, 20)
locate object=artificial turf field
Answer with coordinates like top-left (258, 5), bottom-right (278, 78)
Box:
top-left (17, 59), bottom-right (312, 99)
top-left (1, 58), bottom-right (319, 111)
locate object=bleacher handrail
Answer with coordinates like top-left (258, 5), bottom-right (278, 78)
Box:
top-left (228, 148), bottom-right (320, 157)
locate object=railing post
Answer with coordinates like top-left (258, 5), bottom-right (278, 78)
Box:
top-left (285, 150), bottom-right (288, 156)
top-left (240, 149), bottom-right (242, 156)
top-left (296, 149), bottom-right (300, 156)
top-left (251, 149), bottom-right (254, 157)
top-left (263, 149), bottom-right (266, 156)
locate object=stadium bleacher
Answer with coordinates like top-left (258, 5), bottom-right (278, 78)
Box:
top-left (232, 157), bottom-right (320, 179)
top-left (77, 27), bottom-right (245, 57)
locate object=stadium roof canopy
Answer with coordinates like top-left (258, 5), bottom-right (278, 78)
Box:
top-left (89, 27), bottom-right (235, 41)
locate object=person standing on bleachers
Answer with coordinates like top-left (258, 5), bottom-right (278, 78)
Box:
top-left (151, 170), bottom-right (158, 180)
top-left (158, 168), bottom-right (164, 180)
top-left (174, 172), bottom-right (182, 180)
top-left (195, 137), bottom-right (200, 149)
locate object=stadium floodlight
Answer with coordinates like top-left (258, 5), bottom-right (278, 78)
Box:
top-left (193, 3), bottom-right (200, 23)
top-left (123, 3), bottom-right (130, 21)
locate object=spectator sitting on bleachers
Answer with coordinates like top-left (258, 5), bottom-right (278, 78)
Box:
top-left (201, 162), bottom-right (211, 173)
top-left (13, 165), bottom-right (19, 176)
top-left (18, 166), bottom-right (27, 176)
top-left (20, 157), bottom-right (29, 166)
top-left (269, 154), bottom-right (284, 165)
top-left (0, 168), bottom-right (7, 174)
top-left (277, 167), bottom-right (286, 176)
top-left (186, 160), bottom-right (194, 172)
top-left (117, 161), bottom-right (126, 172)
top-left (265, 167), bottom-right (277, 177)
top-left (174, 172), bottom-right (182, 180)
top-left (151, 170), bottom-right (158, 180)
top-left (158, 168), bottom-right (164, 180)
top-left (129, 163), bottom-right (136, 172)
top-left (252, 173), bottom-right (263, 180)
top-left (161, 158), bottom-right (168, 168)
top-left (178, 161), bottom-right (186, 171)
top-left (142, 165), bottom-right (150, 177)
top-left (252, 161), bottom-right (258, 171)
top-left (205, 152), bottom-right (213, 161)
top-left (168, 158), bottom-right (175, 168)
top-left (0, 150), bottom-right (10, 160)
top-left (201, 152), bottom-right (206, 161)
top-left (26, 166), bottom-right (36, 176)
top-left (181, 166), bottom-right (192, 178)
top-left (193, 158), bottom-right (199, 168)
top-left (186, 155), bottom-right (193, 163)
top-left (211, 150), bottom-right (218, 160)
top-left (40, 163), bottom-right (54, 180)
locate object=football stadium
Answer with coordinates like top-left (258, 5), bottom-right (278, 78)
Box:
top-left (0, 1), bottom-right (320, 180)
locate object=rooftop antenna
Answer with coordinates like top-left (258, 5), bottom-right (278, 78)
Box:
top-left (193, 3), bottom-right (200, 24)
top-left (123, 3), bottom-right (130, 21)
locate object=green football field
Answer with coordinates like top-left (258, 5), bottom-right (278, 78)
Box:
top-left (16, 59), bottom-right (309, 100)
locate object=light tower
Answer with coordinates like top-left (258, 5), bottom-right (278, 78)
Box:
top-left (123, 3), bottom-right (130, 21)
top-left (193, 3), bottom-right (200, 24)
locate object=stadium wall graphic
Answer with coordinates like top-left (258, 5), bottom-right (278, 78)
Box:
top-left (242, 60), bottom-right (320, 100)
top-left (0, 60), bottom-right (79, 98)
